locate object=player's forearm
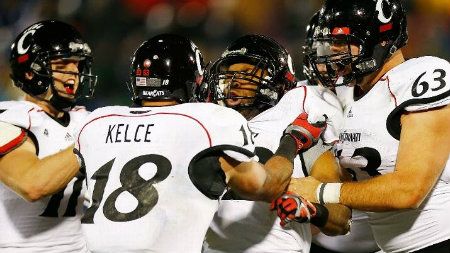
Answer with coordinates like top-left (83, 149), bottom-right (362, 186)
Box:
top-left (228, 156), bottom-right (293, 202)
top-left (318, 203), bottom-right (351, 236)
top-left (9, 147), bottom-right (79, 201)
top-left (340, 172), bottom-right (427, 211)
top-left (227, 161), bottom-right (268, 201)
top-left (259, 155), bottom-right (293, 201)
top-left (31, 147), bottom-right (80, 199)
top-left (249, 134), bottom-right (297, 201)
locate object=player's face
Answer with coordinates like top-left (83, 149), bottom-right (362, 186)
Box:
top-left (222, 62), bottom-right (268, 107)
top-left (50, 58), bottom-right (80, 99)
top-left (314, 40), bottom-right (360, 86)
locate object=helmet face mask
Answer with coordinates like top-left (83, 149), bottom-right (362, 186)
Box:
top-left (210, 55), bottom-right (280, 111)
top-left (10, 20), bottom-right (97, 110)
top-left (128, 34), bottom-right (204, 104)
top-left (200, 34), bottom-right (297, 115)
top-left (309, 0), bottom-right (408, 88)
top-left (309, 36), bottom-right (362, 87)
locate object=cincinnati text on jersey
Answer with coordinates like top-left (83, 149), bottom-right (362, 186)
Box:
top-left (339, 132), bottom-right (361, 142)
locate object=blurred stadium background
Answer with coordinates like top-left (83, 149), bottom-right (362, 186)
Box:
top-left (0, 0), bottom-right (449, 109)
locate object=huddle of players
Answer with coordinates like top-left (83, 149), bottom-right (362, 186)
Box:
top-left (1, 0), bottom-right (450, 252)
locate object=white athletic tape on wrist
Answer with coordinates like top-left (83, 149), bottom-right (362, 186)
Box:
top-left (316, 183), bottom-right (342, 204)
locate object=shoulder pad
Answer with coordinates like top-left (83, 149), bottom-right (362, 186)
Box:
top-left (304, 86), bottom-right (343, 144)
top-left (188, 145), bottom-right (256, 200)
top-left (258, 86), bottom-right (306, 124)
top-left (69, 106), bottom-right (90, 126)
top-left (82, 106), bottom-right (126, 123)
top-left (386, 57), bottom-right (450, 139)
top-left (0, 101), bottom-right (45, 129)
top-left (0, 122), bottom-right (27, 155)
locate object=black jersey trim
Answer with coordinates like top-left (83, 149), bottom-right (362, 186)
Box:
top-left (299, 153), bottom-right (309, 177)
top-left (386, 89), bottom-right (450, 140)
top-left (45, 111), bottom-right (71, 127)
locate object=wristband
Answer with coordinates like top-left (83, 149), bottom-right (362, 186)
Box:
top-left (316, 183), bottom-right (342, 204)
top-left (310, 203), bottom-right (329, 227)
top-left (274, 134), bottom-right (299, 161)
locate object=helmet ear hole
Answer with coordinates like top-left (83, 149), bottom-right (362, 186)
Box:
top-left (25, 72), bottom-right (34, 80)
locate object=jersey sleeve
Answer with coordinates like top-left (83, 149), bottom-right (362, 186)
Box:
top-left (210, 106), bottom-right (257, 162)
top-left (188, 105), bottom-right (257, 200)
top-left (387, 57), bottom-right (450, 139)
top-left (0, 121), bottom-right (27, 155)
top-left (0, 101), bottom-right (42, 130)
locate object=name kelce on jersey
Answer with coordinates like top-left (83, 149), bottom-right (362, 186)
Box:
top-left (105, 123), bottom-right (154, 143)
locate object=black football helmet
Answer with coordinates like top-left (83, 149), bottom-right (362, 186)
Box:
top-left (10, 20), bottom-right (97, 110)
top-left (128, 34), bottom-right (204, 104)
top-left (302, 11), bottom-right (320, 86)
top-left (310, 0), bottom-right (408, 87)
top-left (199, 34), bottom-right (297, 113)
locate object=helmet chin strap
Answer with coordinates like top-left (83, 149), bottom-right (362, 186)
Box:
top-left (48, 82), bottom-right (76, 112)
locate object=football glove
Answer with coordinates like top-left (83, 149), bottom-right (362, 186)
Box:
top-left (284, 113), bottom-right (327, 152)
top-left (271, 192), bottom-right (317, 227)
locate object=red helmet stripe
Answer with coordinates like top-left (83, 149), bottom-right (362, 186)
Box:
top-left (285, 71), bottom-right (295, 82)
top-left (379, 23), bottom-right (393, 32)
top-left (332, 27), bottom-right (350, 35)
top-left (17, 54), bottom-right (29, 63)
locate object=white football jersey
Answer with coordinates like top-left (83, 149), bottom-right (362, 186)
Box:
top-left (0, 100), bottom-right (89, 253)
top-left (312, 210), bottom-right (380, 253)
top-left (335, 56), bottom-right (450, 252)
top-left (77, 103), bottom-right (256, 253)
top-left (312, 86), bottom-right (380, 253)
top-left (204, 84), bottom-right (344, 253)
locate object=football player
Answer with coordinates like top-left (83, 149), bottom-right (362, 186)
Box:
top-left (277, 1), bottom-right (450, 252)
top-left (76, 34), bottom-right (326, 253)
top-left (199, 34), bottom-right (351, 253)
top-left (0, 20), bottom-right (96, 252)
top-left (303, 12), bottom-right (381, 253)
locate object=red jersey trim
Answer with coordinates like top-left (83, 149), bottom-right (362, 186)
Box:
top-left (289, 85), bottom-right (308, 112)
top-left (0, 129), bottom-right (27, 155)
top-left (384, 76), bottom-right (398, 107)
top-left (27, 108), bottom-right (34, 130)
top-left (302, 85), bottom-right (307, 112)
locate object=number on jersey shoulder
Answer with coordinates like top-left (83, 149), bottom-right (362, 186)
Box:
top-left (412, 69), bottom-right (447, 97)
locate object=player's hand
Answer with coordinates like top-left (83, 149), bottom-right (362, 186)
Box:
top-left (287, 177), bottom-right (322, 203)
top-left (284, 113), bottom-right (327, 152)
top-left (271, 192), bottom-right (317, 227)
